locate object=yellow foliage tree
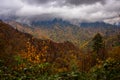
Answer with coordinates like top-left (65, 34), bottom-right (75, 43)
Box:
top-left (17, 38), bottom-right (48, 70)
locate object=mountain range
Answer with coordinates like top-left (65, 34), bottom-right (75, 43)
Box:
top-left (0, 19), bottom-right (120, 79)
top-left (7, 18), bottom-right (120, 47)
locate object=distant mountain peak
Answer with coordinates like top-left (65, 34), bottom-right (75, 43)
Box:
top-left (80, 21), bottom-right (115, 27)
top-left (31, 18), bottom-right (73, 27)
top-left (0, 19), bottom-right (3, 23)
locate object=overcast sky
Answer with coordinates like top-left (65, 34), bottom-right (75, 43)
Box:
top-left (0, 0), bottom-right (120, 23)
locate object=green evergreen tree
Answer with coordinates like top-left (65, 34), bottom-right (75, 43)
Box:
top-left (92, 33), bottom-right (104, 54)
top-left (92, 33), bottom-right (107, 61)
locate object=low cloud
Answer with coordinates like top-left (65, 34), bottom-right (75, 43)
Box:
top-left (0, 0), bottom-right (120, 23)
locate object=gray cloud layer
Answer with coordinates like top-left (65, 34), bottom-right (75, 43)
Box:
top-left (0, 0), bottom-right (120, 23)
top-left (23, 0), bottom-right (105, 6)
top-left (67, 0), bottom-right (105, 5)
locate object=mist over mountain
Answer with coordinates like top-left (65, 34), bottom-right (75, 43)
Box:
top-left (7, 18), bottom-right (120, 48)
top-left (0, 0), bottom-right (120, 25)
top-left (0, 0), bottom-right (120, 79)
top-left (80, 21), bottom-right (118, 27)
top-left (31, 18), bottom-right (74, 27)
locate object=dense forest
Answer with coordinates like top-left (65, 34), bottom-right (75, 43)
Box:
top-left (0, 20), bottom-right (120, 80)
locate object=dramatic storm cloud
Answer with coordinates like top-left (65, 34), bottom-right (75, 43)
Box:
top-left (0, 0), bottom-right (120, 23)
top-left (23, 0), bottom-right (105, 6)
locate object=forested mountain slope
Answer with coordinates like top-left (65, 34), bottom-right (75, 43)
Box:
top-left (8, 19), bottom-right (120, 47)
top-left (0, 20), bottom-right (81, 66)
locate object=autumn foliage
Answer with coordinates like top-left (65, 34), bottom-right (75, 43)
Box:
top-left (0, 21), bottom-right (120, 79)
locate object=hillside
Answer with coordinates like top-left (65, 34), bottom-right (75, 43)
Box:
top-left (0, 20), bottom-right (81, 66)
top-left (8, 19), bottom-right (120, 47)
